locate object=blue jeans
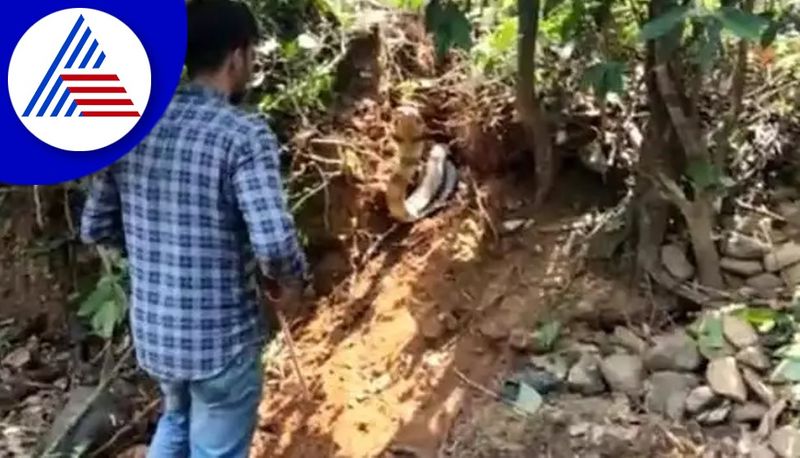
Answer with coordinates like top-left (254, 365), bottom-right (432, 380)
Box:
top-left (146, 345), bottom-right (263, 458)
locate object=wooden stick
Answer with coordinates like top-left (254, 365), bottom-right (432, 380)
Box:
top-left (276, 311), bottom-right (311, 401)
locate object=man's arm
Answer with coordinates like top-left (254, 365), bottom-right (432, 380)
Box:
top-left (79, 168), bottom-right (124, 250)
top-left (232, 123), bottom-right (310, 310)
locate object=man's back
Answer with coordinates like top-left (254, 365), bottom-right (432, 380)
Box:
top-left (81, 82), bottom-right (308, 381)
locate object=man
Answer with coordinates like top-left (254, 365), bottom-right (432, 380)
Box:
top-left (80, 1), bottom-right (309, 456)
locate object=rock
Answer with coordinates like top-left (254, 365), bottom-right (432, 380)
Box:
top-left (750, 444), bottom-right (777, 458)
top-left (723, 315), bottom-right (760, 349)
top-left (746, 273), bottom-right (785, 292)
top-left (645, 371), bottom-right (699, 421)
top-left (530, 354), bottom-right (569, 381)
top-left (778, 202), bottom-right (800, 226)
top-left (722, 234), bottom-right (768, 259)
top-left (2, 348), bottom-right (32, 368)
top-left (508, 328), bottom-right (533, 351)
top-left (612, 326), bottom-right (647, 354)
top-left (421, 317), bottom-right (445, 340)
top-left (645, 330), bottom-right (701, 372)
top-left (500, 219), bottom-right (529, 234)
top-left (782, 263), bottom-right (800, 288)
top-left (736, 346), bottom-right (771, 371)
top-left (661, 244), bottom-right (695, 281)
top-left (707, 357), bottom-right (747, 402)
top-left (742, 367), bottom-right (776, 405)
top-left (769, 426), bottom-right (800, 458)
top-left (600, 354), bottom-right (644, 396)
top-left (480, 319), bottom-right (509, 341)
top-left (567, 353), bottom-right (606, 395)
top-left (772, 187), bottom-right (800, 201)
top-left (724, 273), bottom-right (746, 289)
top-left (772, 230), bottom-right (790, 244)
top-left (721, 258), bottom-right (765, 276)
top-left (685, 386), bottom-right (719, 414)
top-left (764, 242), bottom-right (800, 272)
top-left (696, 402), bottom-right (731, 426)
top-left (733, 402), bottom-right (768, 423)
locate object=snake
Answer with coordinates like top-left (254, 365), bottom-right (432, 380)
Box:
top-left (385, 105), bottom-right (459, 222)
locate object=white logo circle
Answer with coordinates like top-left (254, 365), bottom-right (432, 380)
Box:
top-left (7, 8), bottom-right (151, 152)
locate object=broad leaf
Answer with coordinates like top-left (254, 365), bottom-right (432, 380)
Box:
top-left (640, 4), bottom-right (691, 41)
top-left (771, 359), bottom-right (800, 383)
top-left (716, 7), bottom-right (770, 42)
top-left (425, 0), bottom-right (472, 59)
top-left (78, 276), bottom-right (115, 318)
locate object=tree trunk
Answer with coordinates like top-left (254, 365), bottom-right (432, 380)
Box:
top-left (634, 0), bottom-right (683, 277)
top-left (516, 0), bottom-right (553, 207)
top-left (635, 0), bottom-right (724, 290)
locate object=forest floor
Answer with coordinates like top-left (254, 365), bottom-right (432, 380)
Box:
top-left (248, 167), bottom-right (695, 458)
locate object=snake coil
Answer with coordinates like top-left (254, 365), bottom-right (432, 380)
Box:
top-left (385, 106), bottom-right (459, 222)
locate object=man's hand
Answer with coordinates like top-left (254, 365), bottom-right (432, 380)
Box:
top-left (264, 277), bottom-right (311, 326)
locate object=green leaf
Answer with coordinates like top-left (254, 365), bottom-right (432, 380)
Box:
top-left (697, 315), bottom-right (727, 359)
top-left (543, 0), bottom-right (568, 17)
top-left (694, 18), bottom-right (723, 74)
top-left (78, 276), bottom-right (115, 318)
top-left (535, 320), bottom-right (561, 352)
top-left (582, 61), bottom-right (625, 101)
top-left (425, 0), bottom-right (472, 60)
top-left (761, 20), bottom-right (780, 47)
top-left (771, 359), bottom-right (800, 383)
top-left (732, 307), bottom-right (778, 331)
top-left (490, 17), bottom-right (518, 54)
top-left (90, 299), bottom-right (120, 339)
top-left (640, 4), bottom-right (691, 41)
top-left (716, 7), bottom-right (771, 41)
top-left (686, 159), bottom-right (725, 192)
top-left (774, 343), bottom-right (800, 360)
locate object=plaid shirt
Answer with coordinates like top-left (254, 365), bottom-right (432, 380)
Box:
top-left (80, 82), bottom-right (309, 381)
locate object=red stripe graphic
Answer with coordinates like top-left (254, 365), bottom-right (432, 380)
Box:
top-left (68, 87), bottom-right (127, 93)
top-left (75, 99), bottom-right (134, 106)
top-left (61, 74), bottom-right (119, 81)
top-left (81, 111), bottom-right (141, 117)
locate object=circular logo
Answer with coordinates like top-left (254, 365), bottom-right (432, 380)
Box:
top-left (8, 8), bottom-right (151, 152)
top-left (0, 1), bottom-right (186, 185)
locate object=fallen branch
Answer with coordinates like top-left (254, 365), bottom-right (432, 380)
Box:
top-left (276, 311), bottom-right (312, 401)
top-left (453, 368), bottom-right (500, 401)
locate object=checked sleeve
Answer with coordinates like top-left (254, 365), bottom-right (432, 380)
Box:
top-left (232, 124), bottom-right (309, 284)
top-left (79, 168), bottom-right (124, 249)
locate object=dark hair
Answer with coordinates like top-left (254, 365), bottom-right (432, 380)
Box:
top-left (185, 0), bottom-right (260, 78)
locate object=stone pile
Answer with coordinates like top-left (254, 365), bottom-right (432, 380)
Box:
top-left (659, 191), bottom-right (800, 295)
top-left (525, 315), bottom-right (800, 458)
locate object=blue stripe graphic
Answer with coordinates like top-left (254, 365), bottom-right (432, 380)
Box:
top-left (23, 15), bottom-right (84, 117)
top-left (94, 52), bottom-right (106, 69)
top-left (52, 87), bottom-right (71, 117)
top-left (66, 100), bottom-right (78, 117)
top-left (36, 77), bottom-right (63, 117)
top-left (79, 40), bottom-right (98, 69)
top-left (65, 27), bottom-right (91, 69)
